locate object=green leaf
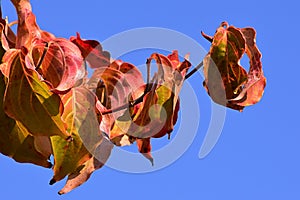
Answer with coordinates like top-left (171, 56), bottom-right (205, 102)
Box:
top-left (0, 73), bottom-right (51, 168)
top-left (3, 49), bottom-right (69, 138)
top-left (58, 136), bottom-right (113, 195)
top-left (50, 86), bottom-right (102, 184)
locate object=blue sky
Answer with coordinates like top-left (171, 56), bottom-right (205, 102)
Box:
top-left (1, 0), bottom-right (300, 199)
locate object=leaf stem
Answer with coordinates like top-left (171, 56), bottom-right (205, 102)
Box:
top-left (184, 60), bottom-right (203, 79)
top-left (8, 20), bottom-right (18, 27)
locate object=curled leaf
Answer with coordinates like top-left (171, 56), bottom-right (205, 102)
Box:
top-left (14, 9), bottom-right (54, 49)
top-left (70, 32), bottom-right (110, 69)
top-left (202, 22), bottom-right (266, 111)
top-left (29, 38), bottom-right (85, 93)
top-left (8, 11), bottom-right (85, 93)
top-left (109, 51), bottom-right (190, 163)
top-left (0, 18), bottom-right (16, 50)
top-left (144, 50), bottom-right (190, 138)
top-left (229, 28), bottom-right (266, 106)
top-left (89, 60), bottom-right (144, 110)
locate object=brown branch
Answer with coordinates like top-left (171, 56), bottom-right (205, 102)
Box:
top-left (102, 60), bottom-right (153, 115)
top-left (11, 0), bottom-right (32, 14)
top-left (10, 0), bottom-right (32, 48)
top-left (101, 88), bottom-right (149, 115)
top-left (185, 61), bottom-right (203, 80)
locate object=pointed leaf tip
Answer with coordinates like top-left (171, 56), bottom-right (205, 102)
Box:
top-left (50, 86), bottom-right (100, 184)
top-left (49, 179), bottom-right (56, 185)
top-left (57, 132), bottom-right (113, 194)
top-left (137, 138), bottom-right (153, 165)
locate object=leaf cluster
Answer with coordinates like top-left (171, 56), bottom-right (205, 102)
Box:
top-left (0, 0), bottom-right (266, 194)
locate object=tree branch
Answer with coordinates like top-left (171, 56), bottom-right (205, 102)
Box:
top-left (10, 0), bottom-right (32, 48)
top-left (11, 0), bottom-right (32, 15)
top-left (101, 86), bottom-right (150, 115)
top-left (185, 60), bottom-right (203, 80)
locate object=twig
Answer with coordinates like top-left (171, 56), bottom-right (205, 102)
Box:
top-left (185, 60), bottom-right (204, 79)
top-left (102, 59), bottom-right (153, 115)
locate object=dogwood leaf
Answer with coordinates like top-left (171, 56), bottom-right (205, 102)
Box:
top-left (3, 49), bottom-right (69, 138)
top-left (30, 38), bottom-right (85, 93)
top-left (50, 86), bottom-right (101, 184)
top-left (9, 11), bottom-right (85, 93)
top-left (143, 51), bottom-right (190, 138)
top-left (70, 32), bottom-right (110, 69)
top-left (202, 22), bottom-right (266, 111)
top-left (137, 138), bottom-right (153, 165)
top-left (58, 136), bottom-right (113, 195)
top-left (89, 60), bottom-right (144, 110)
top-left (0, 73), bottom-right (51, 168)
top-left (229, 28), bottom-right (266, 107)
top-left (110, 51), bottom-right (190, 163)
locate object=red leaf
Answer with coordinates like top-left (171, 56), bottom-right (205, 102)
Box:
top-left (88, 60), bottom-right (144, 118)
top-left (70, 33), bottom-right (110, 69)
top-left (137, 138), bottom-right (153, 165)
top-left (30, 38), bottom-right (85, 93)
top-left (6, 11), bottom-right (85, 93)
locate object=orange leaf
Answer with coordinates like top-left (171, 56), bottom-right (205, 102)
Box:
top-left (202, 22), bottom-right (266, 111)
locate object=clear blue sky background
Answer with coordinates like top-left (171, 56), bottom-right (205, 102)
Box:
top-left (1, 0), bottom-right (299, 199)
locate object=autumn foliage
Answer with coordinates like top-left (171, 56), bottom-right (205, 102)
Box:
top-left (0, 0), bottom-right (266, 194)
